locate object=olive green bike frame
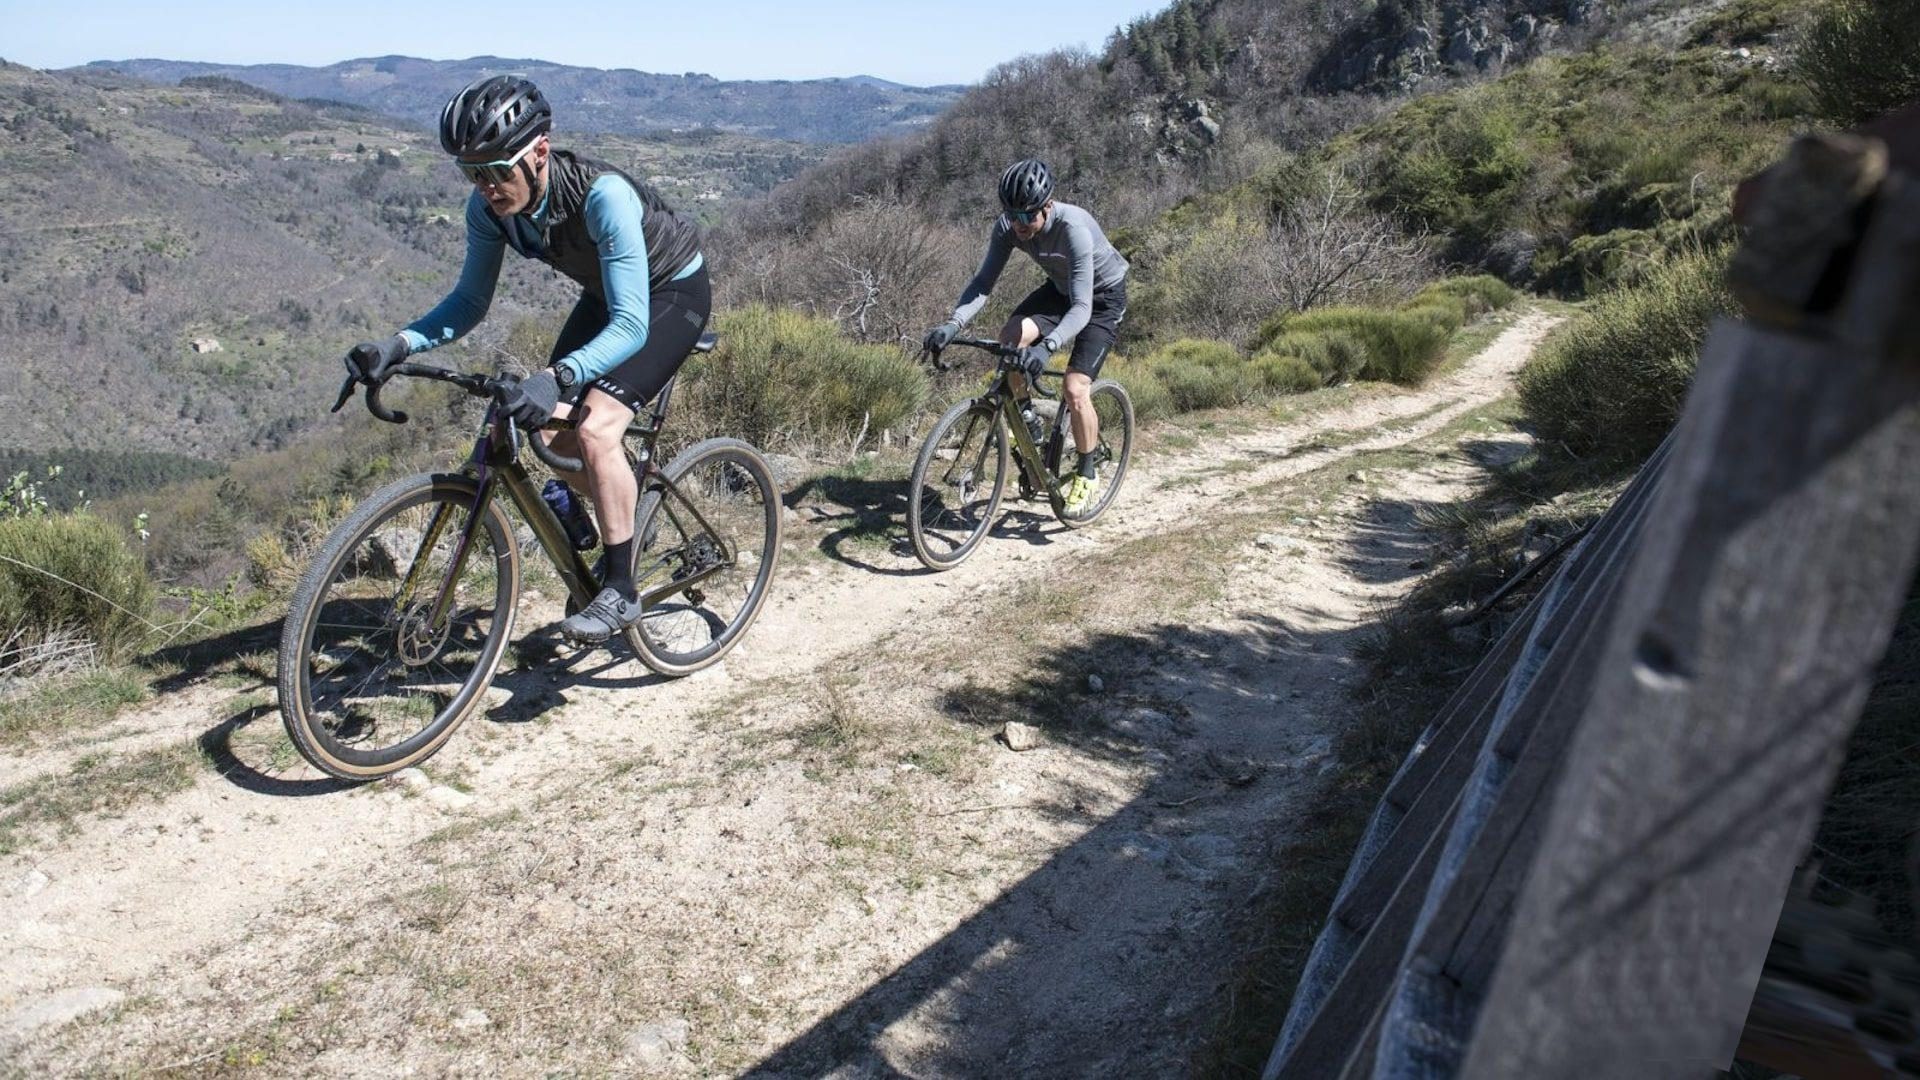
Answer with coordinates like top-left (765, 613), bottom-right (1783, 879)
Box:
top-left (392, 406), bottom-right (733, 638)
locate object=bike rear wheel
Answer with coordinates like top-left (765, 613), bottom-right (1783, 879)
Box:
top-left (909, 399), bottom-right (1010, 571)
top-left (625, 437), bottom-right (781, 676)
top-left (1049, 379), bottom-right (1134, 527)
top-left (277, 473), bottom-right (519, 780)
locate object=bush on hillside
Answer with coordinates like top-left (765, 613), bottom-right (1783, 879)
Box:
top-left (0, 513), bottom-right (154, 669)
top-left (1517, 246), bottom-right (1734, 466)
top-left (1134, 339), bottom-right (1259, 412)
top-left (1100, 355), bottom-right (1176, 423)
top-left (1264, 308), bottom-right (1453, 385)
top-left (1258, 329), bottom-right (1368, 386)
top-left (1251, 352), bottom-right (1324, 395)
top-left (1413, 275), bottom-right (1516, 318)
top-left (681, 307), bottom-right (929, 453)
top-left (1796, 0), bottom-right (1920, 126)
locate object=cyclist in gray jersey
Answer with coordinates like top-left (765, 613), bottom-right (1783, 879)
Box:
top-left (925, 159), bottom-right (1129, 514)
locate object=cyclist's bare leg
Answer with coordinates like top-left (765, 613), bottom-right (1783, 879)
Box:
top-left (543, 389), bottom-right (637, 545)
top-left (1063, 371), bottom-right (1098, 456)
top-left (998, 317), bottom-right (1099, 458)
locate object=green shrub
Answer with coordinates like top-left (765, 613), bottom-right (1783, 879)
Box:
top-left (1156, 362), bottom-right (1250, 412)
top-left (1137, 338), bottom-right (1256, 411)
top-left (1103, 355), bottom-right (1175, 422)
top-left (683, 306), bottom-right (928, 452)
top-left (1370, 95), bottom-right (1536, 248)
top-left (1262, 330), bottom-right (1367, 385)
top-left (1146, 338), bottom-right (1241, 370)
top-left (0, 513), bottom-right (154, 665)
top-left (1517, 246), bottom-right (1734, 466)
top-left (1413, 275), bottom-right (1517, 318)
top-left (1278, 308), bottom-right (1453, 385)
top-left (1797, 0), bottom-right (1920, 125)
top-left (1400, 299), bottom-right (1469, 333)
top-left (1252, 352), bottom-right (1324, 395)
top-left (1689, 0), bottom-right (1805, 45)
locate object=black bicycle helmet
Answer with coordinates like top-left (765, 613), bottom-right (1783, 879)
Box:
top-left (439, 75), bottom-right (552, 158)
top-left (998, 158), bottom-right (1055, 214)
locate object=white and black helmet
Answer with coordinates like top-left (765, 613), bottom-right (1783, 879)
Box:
top-left (998, 158), bottom-right (1055, 214)
top-left (439, 75), bottom-right (552, 158)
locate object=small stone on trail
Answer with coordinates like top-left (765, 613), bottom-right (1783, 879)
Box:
top-left (1350, 470), bottom-right (1370, 482)
top-left (13, 869), bottom-right (50, 898)
top-left (1086, 674), bottom-right (1105, 693)
top-left (626, 1019), bottom-right (691, 1066)
top-left (1002, 721), bottom-right (1043, 752)
top-left (453, 1008), bottom-right (491, 1031)
top-left (426, 786), bottom-right (475, 812)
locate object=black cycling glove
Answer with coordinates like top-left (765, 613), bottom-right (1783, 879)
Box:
top-left (500, 369), bottom-right (560, 430)
top-left (1016, 344), bottom-right (1052, 379)
top-left (344, 335), bottom-right (411, 386)
top-left (923, 322), bottom-right (960, 353)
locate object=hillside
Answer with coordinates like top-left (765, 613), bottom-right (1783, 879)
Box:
top-left (0, 64), bottom-right (825, 464)
top-left (717, 0), bottom-right (1807, 348)
top-left (75, 56), bottom-right (963, 144)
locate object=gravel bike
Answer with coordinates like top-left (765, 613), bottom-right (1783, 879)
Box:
top-left (277, 336), bottom-right (780, 780)
top-left (907, 337), bottom-right (1133, 570)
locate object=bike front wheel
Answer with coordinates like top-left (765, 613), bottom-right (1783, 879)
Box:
top-left (625, 437), bottom-right (782, 676)
top-left (908, 399), bottom-right (1010, 571)
top-left (1050, 379), bottom-right (1134, 527)
top-left (277, 473), bottom-right (519, 780)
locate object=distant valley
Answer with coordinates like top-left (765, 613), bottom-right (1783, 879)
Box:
top-left (0, 62), bottom-right (834, 467)
top-left (76, 56), bottom-right (964, 144)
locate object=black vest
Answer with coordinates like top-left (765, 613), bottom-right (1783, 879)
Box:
top-left (490, 149), bottom-right (703, 295)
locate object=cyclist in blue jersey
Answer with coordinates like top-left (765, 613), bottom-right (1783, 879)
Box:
top-left (342, 75), bottom-right (711, 644)
top-left (924, 158), bottom-right (1130, 514)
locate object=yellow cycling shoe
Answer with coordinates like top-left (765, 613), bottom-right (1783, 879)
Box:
top-left (1062, 474), bottom-right (1099, 515)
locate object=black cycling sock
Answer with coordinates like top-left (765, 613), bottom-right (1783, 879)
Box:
top-left (603, 538), bottom-right (636, 601)
top-left (1076, 452), bottom-right (1098, 480)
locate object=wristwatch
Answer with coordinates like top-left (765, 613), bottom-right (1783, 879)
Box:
top-left (1041, 336), bottom-right (1060, 354)
top-left (553, 363), bottom-right (578, 390)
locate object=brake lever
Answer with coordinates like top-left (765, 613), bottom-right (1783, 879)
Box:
top-left (330, 375), bottom-right (357, 413)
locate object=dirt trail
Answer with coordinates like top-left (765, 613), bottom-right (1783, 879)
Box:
top-left (1, 310), bottom-right (1559, 1074)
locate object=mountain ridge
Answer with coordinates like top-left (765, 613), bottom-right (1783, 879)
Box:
top-left (70, 55), bottom-right (965, 143)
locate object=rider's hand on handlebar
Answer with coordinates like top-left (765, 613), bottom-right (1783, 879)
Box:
top-left (344, 335), bottom-right (411, 387)
top-left (1015, 344), bottom-right (1052, 379)
top-left (499, 368), bottom-right (560, 430)
top-left (923, 322), bottom-right (960, 353)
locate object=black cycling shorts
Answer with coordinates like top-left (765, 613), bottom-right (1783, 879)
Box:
top-left (1009, 278), bottom-right (1127, 379)
top-left (549, 263), bottom-right (712, 413)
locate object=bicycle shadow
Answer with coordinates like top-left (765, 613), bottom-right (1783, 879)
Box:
top-left (197, 702), bottom-right (360, 797)
top-left (190, 618), bottom-right (671, 796)
top-left (784, 473), bottom-right (924, 577)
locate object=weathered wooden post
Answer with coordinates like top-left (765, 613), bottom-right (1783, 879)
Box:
top-left (1438, 132), bottom-right (1920, 1078)
top-left (1265, 112), bottom-right (1920, 1079)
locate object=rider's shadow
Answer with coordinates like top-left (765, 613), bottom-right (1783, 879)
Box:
top-left (784, 473), bottom-right (923, 576)
top-left (480, 626), bottom-right (672, 724)
top-left (990, 504), bottom-right (1070, 548)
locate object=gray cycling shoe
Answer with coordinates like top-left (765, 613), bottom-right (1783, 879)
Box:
top-left (559, 587), bottom-right (643, 644)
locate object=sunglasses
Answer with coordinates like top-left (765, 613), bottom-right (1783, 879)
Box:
top-left (455, 140), bottom-right (538, 187)
top-left (1007, 207), bottom-right (1044, 226)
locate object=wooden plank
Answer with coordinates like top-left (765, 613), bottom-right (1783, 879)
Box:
top-left (1265, 798), bottom-right (1461, 1080)
top-left (1458, 237), bottom-right (1920, 1080)
top-left (1371, 511), bottom-right (1647, 1076)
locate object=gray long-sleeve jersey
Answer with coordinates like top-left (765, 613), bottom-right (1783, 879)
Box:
top-left (949, 201), bottom-right (1130, 346)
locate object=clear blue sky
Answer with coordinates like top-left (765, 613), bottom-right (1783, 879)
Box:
top-left (1, 0), bottom-right (1172, 85)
